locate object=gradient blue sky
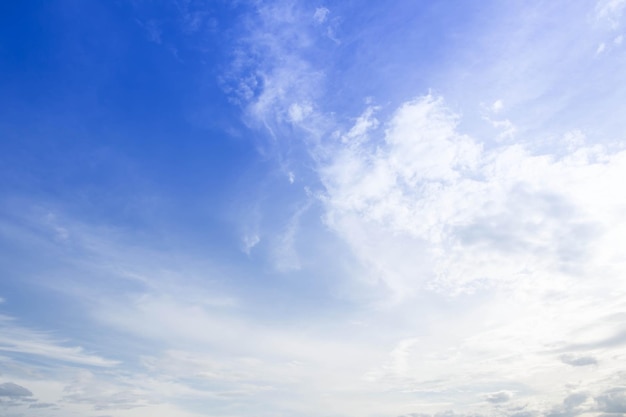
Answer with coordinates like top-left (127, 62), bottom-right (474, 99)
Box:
top-left (2, 1), bottom-right (626, 416)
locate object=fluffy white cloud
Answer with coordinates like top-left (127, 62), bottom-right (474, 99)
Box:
top-left (317, 95), bottom-right (626, 300)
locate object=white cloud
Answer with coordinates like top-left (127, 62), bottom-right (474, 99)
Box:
top-left (309, 96), bottom-right (626, 415)
top-left (241, 233), bottom-right (260, 254)
top-left (596, 0), bottom-right (626, 27)
top-left (317, 94), bottom-right (626, 301)
top-left (224, 1), bottom-right (325, 135)
top-left (288, 101), bottom-right (313, 123)
top-left (313, 7), bottom-right (330, 24)
top-left (223, 3), bottom-right (626, 412)
top-left (4, 152), bottom-right (626, 416)
top-left (0, 315), bottom-right (118, 367)
top-left (491, 99), bottom-right (504, 113)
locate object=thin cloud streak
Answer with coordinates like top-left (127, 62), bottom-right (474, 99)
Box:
top-left (0, 315), bottom-right (118, 367)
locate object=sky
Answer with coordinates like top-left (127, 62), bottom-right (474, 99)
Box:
top-left (1, 0), bottom-right (626, 416)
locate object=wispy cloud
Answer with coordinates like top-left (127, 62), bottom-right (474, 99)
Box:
top-left (0, 315), bottom-right (117, 367)
top-left (221, 0), bottom-right (626, 415)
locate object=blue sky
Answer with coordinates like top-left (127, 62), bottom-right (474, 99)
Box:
top-left (1, 1), bottom-right (626, 416)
